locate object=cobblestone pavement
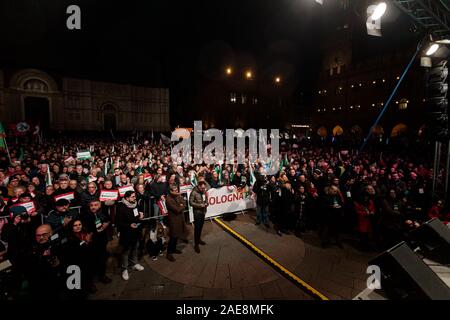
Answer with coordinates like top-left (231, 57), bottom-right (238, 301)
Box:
top-left (91, 212), bottom-right (375, 300)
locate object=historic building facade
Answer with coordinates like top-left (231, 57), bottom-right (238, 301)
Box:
top-left (0, 69), bottom-right (170, 132)
top-left (310, 0), bottom-right (427, 140)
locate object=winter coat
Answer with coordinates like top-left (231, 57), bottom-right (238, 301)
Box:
top-left (166, 193), bottom-right (186, 238)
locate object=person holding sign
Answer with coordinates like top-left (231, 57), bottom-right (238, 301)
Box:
top-left (165, 185), bottom-right (186, 262)
top-left (100, 180), bottom-right (118, 227)
top-left (53, 174), bottom-right (79, 207)
top-left (189, 179), bottom-right (208, 254)
top-left (15, 193), bottom-right (42, 231)
top-left (116, 191), bottom-right (145, 281)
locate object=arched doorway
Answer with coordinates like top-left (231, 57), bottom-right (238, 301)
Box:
top-left (102, 104), bottom-right (118, 131)
top-left (10, 69), bottom-right (58, 130)
top-left (391, 123), bottom-right (408, 138)
top-left (24, 96), bottom-right (50, 130)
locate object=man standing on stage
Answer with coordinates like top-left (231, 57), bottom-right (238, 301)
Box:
top-left (189, 179), bottom-right (208, 254)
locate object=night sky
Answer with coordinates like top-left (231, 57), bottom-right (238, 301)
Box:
top-left (0, 0), bottom-right (420, 124)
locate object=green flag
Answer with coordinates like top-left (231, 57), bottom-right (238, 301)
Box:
top-left (18, 147), bottom-right (24, 161)
top-left (190, 171), bottom-right (198, 187)
top-left (215, 164), bottom-right (222, 184)
top-left (0, 122), bottom-right (6, 150)
top-left (249, 163), bottom-right (256, 186)
top-left (230, 164), bottom-right (235, 182)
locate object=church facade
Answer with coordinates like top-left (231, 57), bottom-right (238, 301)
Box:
top-left (0, 69), bottom-right (170, 132)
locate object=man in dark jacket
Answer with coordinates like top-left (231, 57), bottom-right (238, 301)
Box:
top-left (165, 185), bottom-right (186, 262)
top-left (116, 191), bottom-right (145, 281)
top-left (80, 199), bottom-right (111, 283)
top-left (148, 175), bottom-right (168, 217)
top-left (46, 199), bottom-right (79, 235)
top-left (253, 174), bottom-right (271, 228)
top-left (53, 174), bottom-right (79, 207)
top-left (189, 179), bottom-right (208, 253)
top-left (79, 182), bottom-right (100, 210)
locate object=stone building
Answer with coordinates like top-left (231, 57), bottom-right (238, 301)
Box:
top-left (0, 69), bottom-right (170, 132)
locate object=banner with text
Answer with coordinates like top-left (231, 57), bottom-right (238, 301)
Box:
top-left (188, 186), bottom-right (256, 222)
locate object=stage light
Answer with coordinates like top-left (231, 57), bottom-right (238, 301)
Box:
top-left (370, 2), bottom-right (387, 20)
top-left (436, 39), bottom-right (450, 45)
top-left (275, 77), bottom-right (281, 83)
top-left (426, 44), bottom-right (440, 56)
top-left (245, 71), bottom-right (252, 79)
top-left (226, 67), bottom-right (232, 75)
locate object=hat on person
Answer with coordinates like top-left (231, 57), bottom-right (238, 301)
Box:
top-left (314, 169), bottom-right (322, 175)
top-left (55, 198), bottom-right (70, 207)
top-left (59, 174), bottom-right (69, 181)
top-left (10, 205), bottom-right (27, 218)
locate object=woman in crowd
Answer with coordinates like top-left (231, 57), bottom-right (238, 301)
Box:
top-left (65, 219), bottom-right (96, 296)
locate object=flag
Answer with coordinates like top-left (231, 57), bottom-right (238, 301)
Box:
top-left (160, 133), bottom-right (171, 145)
top-left (62, 146), bottom-right (65, 155)
top-left (0, 122), bottom-right (6, 150)
top-left (279, 153), bottom-right (289, 172)
top-left (214, 164), bottom-right (222, 184)
top-left (230, 164), bottom-right (235, 182)
top-left (112, 145), bottom-right (115, 153)
top-left (190, 171), bottom-right (197, 187)
top-left (157, 200), bottom-right (168, 216)
top-left (46, 165), bottom-right (52, 187)
top-left (249, 163), bottom-right (256, 187)
top-left (133, 144), bottom-right (136, 152)
top-left (104, 157), bottom-right (109, 176)
top-left (137, 160), bottom-right (143, 174)
top-left (18, 147), bottom-right (24, 161)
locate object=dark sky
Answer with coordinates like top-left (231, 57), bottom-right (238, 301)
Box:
top-left (0, 0), bottom-right (420, 121)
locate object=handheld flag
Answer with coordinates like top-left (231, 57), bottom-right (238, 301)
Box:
top-left (46, 165), bottom-right (52, 187)
top-left (249, 163), bottom-right (256, 187)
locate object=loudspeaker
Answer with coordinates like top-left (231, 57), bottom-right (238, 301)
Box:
top-left (412, 218), bottom-right (450, 264)
top-left (369, 241), bottom-right (450, 300)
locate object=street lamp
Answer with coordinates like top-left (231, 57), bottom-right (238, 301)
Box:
top-left (226, 67), bottom-right (232, 75)
top-left (245, 71), bottom-right (253, 80)
top-left (370, 2), bottom-right (387, 21)
top-left (275, 76), bottom-right (281, 84)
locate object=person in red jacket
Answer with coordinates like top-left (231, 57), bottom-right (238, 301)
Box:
top-left (354, 185), bottom-right (377, 251)
top-left (428, 199), bottom-right (449, 225)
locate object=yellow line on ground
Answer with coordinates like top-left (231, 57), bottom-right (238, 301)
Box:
top-left (213, 217), bottom-right (329, 301)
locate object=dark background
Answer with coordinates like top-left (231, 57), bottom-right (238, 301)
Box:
top-left (0, 0), bottom-right (420, 126)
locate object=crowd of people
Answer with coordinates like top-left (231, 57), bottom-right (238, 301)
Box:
top-left (0, 133), bottom-right (449, 300)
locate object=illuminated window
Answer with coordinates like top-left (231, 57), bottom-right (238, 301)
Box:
top-left (399, 98), bottom-right (409, 110)
top-left (230, 92), bottom-right (237, 103)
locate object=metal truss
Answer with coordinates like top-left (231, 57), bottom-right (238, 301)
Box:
top-left (392, 0), bottom-right (450, 39)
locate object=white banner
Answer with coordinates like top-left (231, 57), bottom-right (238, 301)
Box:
top-left (76, 151), bottom-right (92, 160)
top-left (54, 192), bottom-right (75, 202)
top-left (118, 185), bottom-right (135, 197)
top-left (188, 186), bottom-right (256, 222)
top-left (13, 201), bottom-right (36, 214)
top-left (99, 190), bottom-right (119, 201)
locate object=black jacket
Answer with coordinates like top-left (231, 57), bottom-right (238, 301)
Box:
top-left (253, 178), bottom-right (271, 206)
top-left (116, 201), bottom-right (141, 246)
top-left (148, 182), bottom-right (168, 200)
